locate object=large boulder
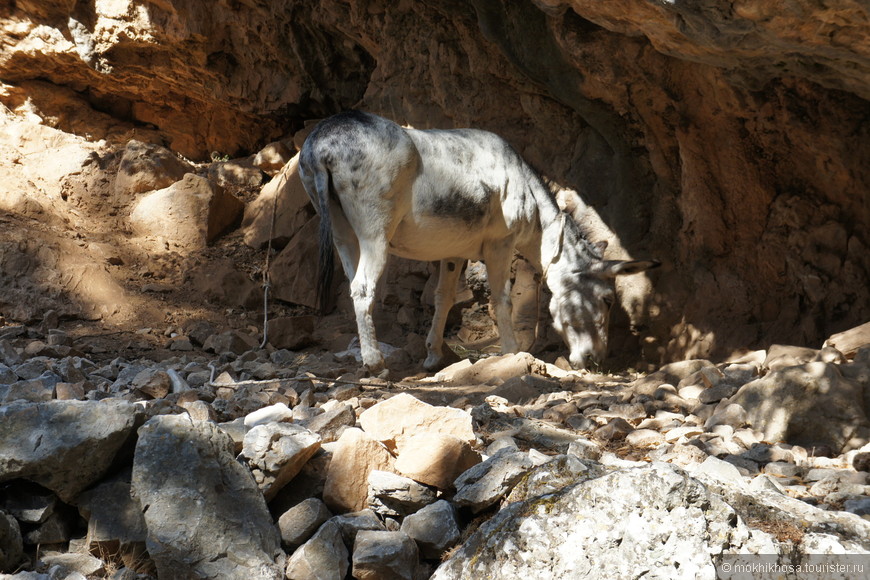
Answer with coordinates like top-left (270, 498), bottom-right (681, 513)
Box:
top-left (729, 361), bottom-right (870, 453)
top-left (358, 393), bottom-right (476, 452)
top-left (129, 173), bottom-right (244, 251)
top-left (433, 462), bottom-right (870, 580)
top-left (132, 414), bottom-right (284, 579)
top-left (0, 400), bottom-right (139, 502)
top-left (322, 427), bottom-right (397, 514)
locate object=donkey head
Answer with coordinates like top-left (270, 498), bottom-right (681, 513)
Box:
top-left (543, 216), bottom-right (659, 370)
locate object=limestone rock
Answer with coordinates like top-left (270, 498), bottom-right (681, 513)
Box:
top-left (133, 414), bottom-right (284, 579)
top-left (434, 462), bottom-right (870, 580)
top-left (253, 141), bottom-right (294, 176)
top-left (393, 432), bottom-right (481, 490)
top-left (323, 428), bottom-right (397, 513)
top-left (631, 360), bottom-right (716, 396)
top-left (285, 520), bottom-right (348, 580)
top-left (351, 530), bottom-right (419, 580)
top-left (113, 140), bottom-right (193, 201)
top-left (0, 400), bottom-right (139, 502)
top-left (400, 500), bottom-right (461, 560)
top-left (240, 422), bottom-right (322, 501)
top-left (825, 322), bottom-right (870, 359)
top-left (436, 352), bottom-right (548, 384)
top-left (452, 448), bottom-right (535, 513)
top-left (367, 470), bottom-right (438, 517)
top-left (302, 403), bottom-right (356, 443)
top-left (76, 472), bottom-right (147, 567)
top-left (278, 498), bottom-right (333, 550)
top-left (359, 393), bottom-right (475, 451)
top-left (730, 361), bottom-right (870, 453)
top-left (266, 315), bottom-right (317, 350)
top-left (129, 173), bottom-right (243, 251)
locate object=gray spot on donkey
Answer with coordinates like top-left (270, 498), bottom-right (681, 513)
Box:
top-left (298, 111), bottom-right (658, 375)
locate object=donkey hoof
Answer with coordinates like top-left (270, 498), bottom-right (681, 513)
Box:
top-left (423, 355), bottom-right (442, 372)
top-left (363, 358), bottom-right (386, 377)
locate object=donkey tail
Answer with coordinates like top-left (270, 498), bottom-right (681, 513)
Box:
top-left (312, 168), bottom-right (336, 314)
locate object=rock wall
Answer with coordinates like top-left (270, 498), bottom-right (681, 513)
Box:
top-left (1, 0), bottom-right (868, 363)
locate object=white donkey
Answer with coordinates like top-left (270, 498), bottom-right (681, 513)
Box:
top-left (298, 111), bottom-right (658, 374)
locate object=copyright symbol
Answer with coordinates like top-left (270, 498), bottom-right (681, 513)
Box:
top-left (722, 562), bottom-right (732, 573)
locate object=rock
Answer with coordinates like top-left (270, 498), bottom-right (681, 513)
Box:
top-left (270, 215), bottom-right (331, 310)
top-left (505, 454), bottom-right (606, 504)
top-left (566, 437), bottom-right (603, 460)
top-left (625, 428), bottom-right (665, 447)
top-left (4, 484), bottom-right (57, 524)
top-left (436, 352), bottom-right (547, 384)
top-left (132, 369), bottom-right (171, 399)
top-left (133, 414), bottom-right (284, 579)
top-left (330, 509), bottom-right (387, 546)
top-left (452, 448), bottom-right (535, 513)
top-left (843, 497), bottom-right (870, 517)
top-left (203, 330), bottom-right (258, 356)
top-left (825, 322), bottom-right (870, 359)
top-left (266, 316), bottom-right (316, 350)
top-left (367, 470), bottom-right (438, 516)
top-left (113, 140), bottom-right (193, 203)
top-left (393, 432), bottom-right (481, 490)
top-left (0, 400), bottom-right (139, 502)
top-left (690, 455), bottom-right (746, 488)
top-left (323, 427), bottom-right (397, 513)
top-left (704, 402), bottom-right (748, 430)
top-left (763, 344), bottom-right (821, 371)
top-left (730, 361), bottom-right (870, 453)
top-left (594, 417), bottom-right (634, 441)
top-left (489, 375), bottom-right (550, 405)
top-left (3, 373), bottom-right (56, 403)
top-left (631, 360), bottom-right (716, 396)
top-left (24, 509), bottom-right (71, 544)
top-left (129, 173), bottom-right (243, 251)
top-left (400, 500), bottom-right (461, 560)
top-left (763, 461), bottom-right (801, 478)
top-left (76, 472), bottom-right (147, 571)
top-left (244, 402), bottom-right (294, 427)
top-left (302, 403), bottom-right (356, 443)
top-left (0, 510), bottom-right (24, 573)
top-left (41, 553), bottom-right (105, 577)
top-left (278, 498), bottom-right (333, 550)
top-left (207, 157), bottom-right (264, 189)
top-left (359, 393), bottom-right (475, 451)
top-left (240, 422), bottom-right (322, 500)
top-left (253, 141), bottom-right (294, 176)
top-left (436, 462), bottom-right (870, 580)
top-left (285, 520), bottom-right (349, 580)
top-left (351, 530), bottom-right (419, 580)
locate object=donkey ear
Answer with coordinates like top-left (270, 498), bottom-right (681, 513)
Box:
top-left (591, 259), bottom-right (660, 278)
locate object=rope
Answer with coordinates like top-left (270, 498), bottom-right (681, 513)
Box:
top-left (258, 191), bottom-right (279, 349)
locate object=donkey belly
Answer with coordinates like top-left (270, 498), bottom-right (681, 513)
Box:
top-left (388, 216), bottom-right (489, 261)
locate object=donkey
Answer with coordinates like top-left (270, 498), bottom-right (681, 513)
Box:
top-left (298, 111), bottom-right (658, 374)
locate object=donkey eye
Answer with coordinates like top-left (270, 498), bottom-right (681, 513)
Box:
top-left (603, 295), bottom-right (615, 308)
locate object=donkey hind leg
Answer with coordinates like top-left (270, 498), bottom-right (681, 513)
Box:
top-left (350, 238), bottom-right (390, 375)
top-left (423, 258), bottom-right (465, 371)
top-left (484, 240), bottom-right (519, 354)
top-left (328, 200), bottom-right (361, 281)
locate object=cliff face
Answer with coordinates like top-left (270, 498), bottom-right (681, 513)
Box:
top-left (1, 0), bottom-right (868, 363)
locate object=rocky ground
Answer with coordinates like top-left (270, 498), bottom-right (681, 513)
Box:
top-left (1, 101), bottom-right (870, 579)
top-left (1, 312), bottom-right (869, 579)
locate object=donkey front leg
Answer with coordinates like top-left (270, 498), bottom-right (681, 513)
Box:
top-left (424, 258), bottom-right (464, 371)
top-left (350, 240), bottom-right (389, 375)
top-left (483, 241), bottom-right (519, 354)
